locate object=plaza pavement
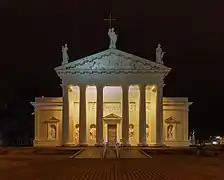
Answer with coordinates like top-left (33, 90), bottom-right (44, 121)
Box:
top-left (0, 147), bottom-right (223, 180)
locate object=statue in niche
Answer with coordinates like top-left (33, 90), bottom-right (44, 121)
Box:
top-left (146, 124), bottom-right (149, 140)
top-left (129, 124), bottom-right (134, 140)
top-left (75, 124), bottom-right (79, 141)
top-left (89, 124), bottom-right (96, 140)
top-left (108, 28), bottom-right (117, 49)
top-left (156, 44), bottom-right (165, 64)
top-left (49, 124), bottom-right (56, 140)
top-left (62, 44), bottom-right (69, 64)
top-left (167, 124), bottom-right (174, 140)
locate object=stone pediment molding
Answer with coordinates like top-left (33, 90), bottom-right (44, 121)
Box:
top-left (43, 116), bottom-right (60, 123)
top-left (55, 49), bottom-right (171, 78)
top-left (103, 113), bottom-right (121, 119)
top-left (164, 116), bottom-right (180, 124)
top-left (103, 113), bottom-right (121, 124)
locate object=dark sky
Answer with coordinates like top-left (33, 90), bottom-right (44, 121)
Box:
top-left (0, 1), bottom-right (224, 139)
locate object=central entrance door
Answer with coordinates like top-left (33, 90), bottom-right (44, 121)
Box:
top-left (107, 124), bottom-right (117, 146)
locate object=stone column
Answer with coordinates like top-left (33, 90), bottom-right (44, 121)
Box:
top-left (34, 110), bottom-right (39, 140)
top-left (62, 84), bottom-right (70, 145)
top-left (138, 84), bottom-right (147, 146)
top-left (156, 83), bottom-right (164, 145)
top-left (184, 108), bottom-right (189, 141)
top-left (96, 85), bottom-right (104, 146)
top-left (122, 84), bottom-right (130, 146)
top-left (79, 85), bottom-right (87, 145)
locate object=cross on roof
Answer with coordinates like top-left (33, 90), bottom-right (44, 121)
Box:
top-left (104, 13), bottom-right (116, 29)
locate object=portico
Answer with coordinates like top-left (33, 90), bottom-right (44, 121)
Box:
top-left (60, 82), bottom-right (165, 146)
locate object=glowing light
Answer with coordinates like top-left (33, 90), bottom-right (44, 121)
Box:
top-left (151, 85), bottom-right (156, 92)
top-left (212, 141), bottom-right (218, 145)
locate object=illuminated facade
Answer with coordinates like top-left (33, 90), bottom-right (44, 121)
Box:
top-left (31, 30), bottom-right (192, 147)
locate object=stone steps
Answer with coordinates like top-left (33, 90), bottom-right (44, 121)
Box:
top-left (119, 148), bottom-right (148, 158)
top-left (74, 147), bottom-right (103, 158)
top-left (105, 147), bottom-right (117, 158)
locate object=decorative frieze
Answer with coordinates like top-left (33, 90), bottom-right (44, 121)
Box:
top-left (129, 102), bottom-right (136, 111)
top-left (104, 102), bottom-right (121, 113)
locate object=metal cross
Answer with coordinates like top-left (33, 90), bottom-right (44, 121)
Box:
top-left (104, 13), bottom-right (116, 29)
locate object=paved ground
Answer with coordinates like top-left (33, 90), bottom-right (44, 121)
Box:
top-left (0, 153), bottom-right (223, 180)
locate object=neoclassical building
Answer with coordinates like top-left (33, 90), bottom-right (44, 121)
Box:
top-left (31, 28), bottom-right (192, 147)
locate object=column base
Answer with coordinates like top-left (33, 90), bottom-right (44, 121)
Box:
top-left (62, 143), bottom-right (76, 147)
top-left (95, 143), bottom-right (103, 147)
top-left (138, 143), bottom-right (148, 147)
top-left (121, 144), bottom-right (131, 147)
top-left (77, 143), bottom-right (88, 147)
top-left (149, 144), bottom-right (167, 148)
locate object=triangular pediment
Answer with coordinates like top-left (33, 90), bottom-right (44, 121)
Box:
top-left (44, 116), bottom-right (60, 123)
top-left (103, 113), bottom-right (121, 119)
top-left (55, 49), bottom-right (171, 75)
top-left (164, 116), bottom-right (180, 124)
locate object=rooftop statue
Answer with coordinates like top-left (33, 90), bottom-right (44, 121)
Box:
top-left (62, 44), bottom-right (69, 65)
top-left (156, 44), bottom-right (165, 64)
top-left (108, 28), bottom-right (117, 49)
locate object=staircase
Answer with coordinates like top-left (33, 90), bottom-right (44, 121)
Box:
top-left (73, 146), bottom-right (149, 159)
top-left (74, 147), bottom-right (103, 158)
top-left (104, 147), bottom-right (117, 158)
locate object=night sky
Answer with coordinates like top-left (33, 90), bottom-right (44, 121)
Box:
top-left (0, 1), bottom-right (224, 140)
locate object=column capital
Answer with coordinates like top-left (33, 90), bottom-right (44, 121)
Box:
top-left (122, 84), bottom-right (130, 87)
top-left (122, 84), bottom-right (130, 92)
top-left (96, 84), bottom-right (104, 90)
top-left (61, 83), bottom-right (71, 88)
top-left (139, 84), bottom-right (147, 90)
top-left (156, 79), bottom-right (164, 87)
top-left (78, 84), bottom-right (87, 91)
top-left (60, 83), bottom-right (68, 88)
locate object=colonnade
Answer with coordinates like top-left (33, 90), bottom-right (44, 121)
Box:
top-left (61, 84), bottom-right (164, 146)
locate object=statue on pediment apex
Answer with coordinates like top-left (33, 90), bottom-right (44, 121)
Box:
top-left (156, 44), bottom-right (165, 64)
top-left (108, 28), bottom-right (117, 49)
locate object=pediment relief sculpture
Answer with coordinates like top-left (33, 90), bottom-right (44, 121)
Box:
top-left (56, 49), bottom-right (170, 72)
top-left (69, 55), bottom-right (157, 71)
